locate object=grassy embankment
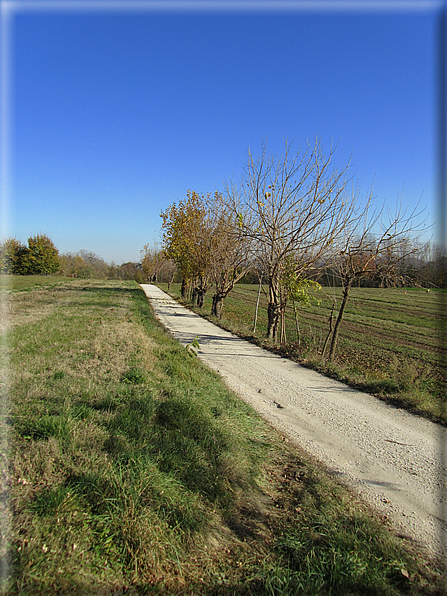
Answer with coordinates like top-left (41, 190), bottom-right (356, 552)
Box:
top-left (159, 283), bottom-right (446, 425)
top-left (0, 276), bottom-right (443, 594)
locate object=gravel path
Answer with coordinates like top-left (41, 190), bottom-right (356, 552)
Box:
top-left (141, 284), bottom-right (447, 560)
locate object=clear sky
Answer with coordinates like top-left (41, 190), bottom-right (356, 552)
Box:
top-left (1, 1), bottom-right (443, 265)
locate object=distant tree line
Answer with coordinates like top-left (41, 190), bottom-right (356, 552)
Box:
top-left (57, 250), bottom-right (145, 282)
top-left (316, 242), bottom-right (446, 290)
top-left (0, 237), bottom-right (146, 283)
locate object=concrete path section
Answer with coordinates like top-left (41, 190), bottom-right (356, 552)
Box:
top-left (141, 284), bottom-right (446, 560)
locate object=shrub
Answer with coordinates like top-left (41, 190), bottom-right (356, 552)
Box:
top-left (0, 234), bottom-right (59, 275)
top-left (0, 237), bottom-right (26, 273)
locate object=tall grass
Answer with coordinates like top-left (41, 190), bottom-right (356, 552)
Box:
top-left (2, 278), bottom-right (441, 594)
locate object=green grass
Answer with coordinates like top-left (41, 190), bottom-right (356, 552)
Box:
top-left (160, 283), bottom-right (446, 425)
top-left (0, 274), bottom-right (73, 292)
top-left (1, 278), bottom-right (442, 594)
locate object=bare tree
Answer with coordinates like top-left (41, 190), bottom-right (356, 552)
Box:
top-left (206, 192), bottom-right (253, 318)
top-left (226, 138), bottom-right (357, 341)
top-left (326, 196), bottom-right (426, 361)
top-left (161, 259), bottom-right (177, 289)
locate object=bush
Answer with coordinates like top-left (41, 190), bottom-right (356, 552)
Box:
top-left (0, 234), bottom-right (59, 275)
top-left (24, 235), bottom-right (60, 275)
top-left (0, 237), bottom-right (26, 273)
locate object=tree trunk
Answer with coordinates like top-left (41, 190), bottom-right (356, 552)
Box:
top-left (267, 278), bottom-right (280, 341)
top-left (280, 304), bottom-right (287, 344)
top-left (328, 280), bottom-right (353, 362)
top-left (211, 292), bottom-right (224, 317)
top-left (321, 300), bottom-right (335, 358)
top-left (267, 302), bottom-right (280, 341)
top-left (197, 288), bottom-right (206, 308)
top-left (167, 269), bottom-right (176, 291)
top-left (253, 278), bottom-right (262, 333)
top-left (293, 300), bottom-right (300, 345)
top-left (181, 279), bottom-right (188, 299)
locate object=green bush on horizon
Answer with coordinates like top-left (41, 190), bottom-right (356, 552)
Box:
top-left (0, 234), bottom-right (59, 275)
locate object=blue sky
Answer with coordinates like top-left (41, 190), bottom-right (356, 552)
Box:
top-left (1, 1), bottom-right (443, 264)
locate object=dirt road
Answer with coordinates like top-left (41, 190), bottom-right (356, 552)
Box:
top-left (141, 284), bottom-right (447, 560)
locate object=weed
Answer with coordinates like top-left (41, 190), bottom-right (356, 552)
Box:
top-left (185, 336), bottom-right (200, 357)
top-left (16, 414), bottom-right (71, 441)
top-left (121, 366), bottom-right (145, 384)
top-left (388, 355), bottom-right (422, 392)
top-left (29, 485), bottom-right (74, 517)
top-left (51, 370), bottom-right (65, 381)
top-left (70, 402), bottom-right (92, 420)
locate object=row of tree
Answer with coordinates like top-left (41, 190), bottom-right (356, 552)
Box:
top-left (58, 250), bottom-right (145, 282)
top-left (158, 138), bottom-right (436, 361)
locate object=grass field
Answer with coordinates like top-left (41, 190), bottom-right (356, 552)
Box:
top-left (0, 277), bottom-right (443, 594)
top-left (159, 283), bottom-right (446, 425)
